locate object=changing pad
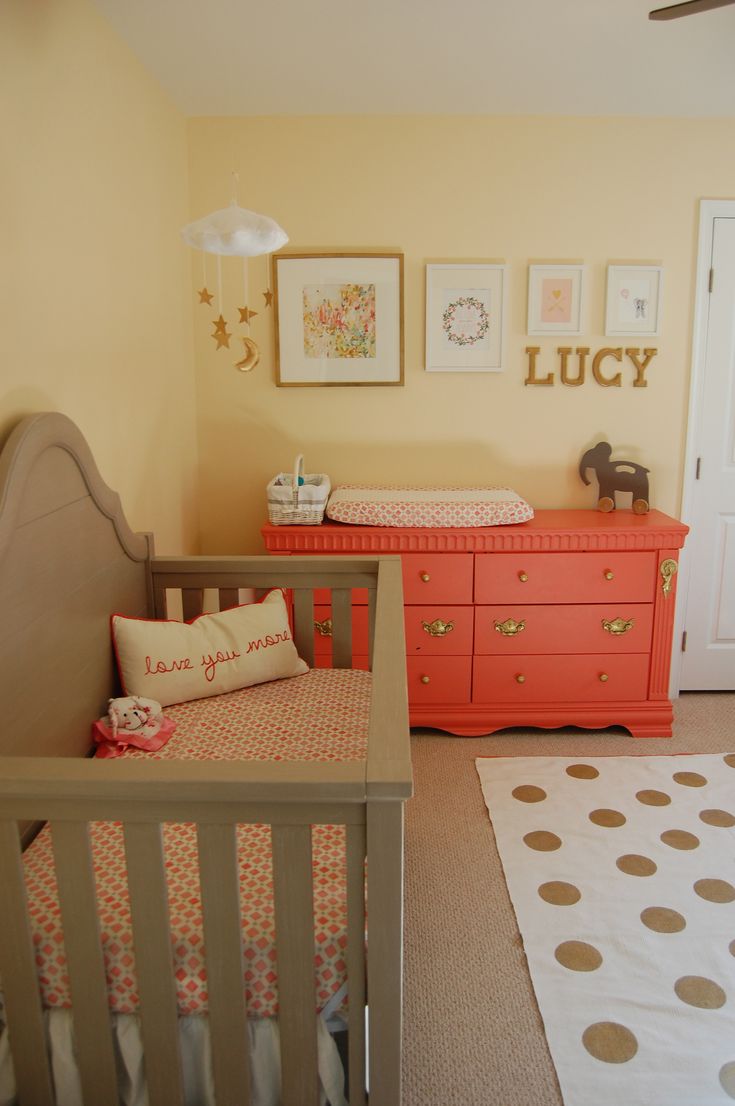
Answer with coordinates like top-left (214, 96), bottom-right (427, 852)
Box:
top-left (325, 484), bottom-right (534, 528)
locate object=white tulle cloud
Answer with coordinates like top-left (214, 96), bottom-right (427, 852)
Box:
top-left (180, 203), bottom-right (288, 257)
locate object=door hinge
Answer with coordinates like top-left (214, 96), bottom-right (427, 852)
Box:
top-left (681, 630), bottom-right (687, 652)
top-left (709, 268), bottom-right (715, 293)
top-left (696, 457), bottom-right (702, 480)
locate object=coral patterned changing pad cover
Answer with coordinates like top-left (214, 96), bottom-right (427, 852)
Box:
top-left (22, 669), bottom-right (370, 1018)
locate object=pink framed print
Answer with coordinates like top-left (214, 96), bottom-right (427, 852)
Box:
top-left (527, 264), bottom-right (586, 336)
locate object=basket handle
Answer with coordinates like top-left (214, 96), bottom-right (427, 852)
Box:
top-left (292, 454), bottom-right (304, 504)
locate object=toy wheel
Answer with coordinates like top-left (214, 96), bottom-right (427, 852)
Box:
top-left (598, 496), bottom-right (615, 513)
top-left (632, 498), bottom-right (649, 515)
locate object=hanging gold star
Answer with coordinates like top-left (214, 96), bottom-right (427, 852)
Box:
top-left (212, 314), bottom-right (228, 334)
top-left (212, 326), bottom-right (232, 350)
top-left (262, 289), bottom-right (274, 307)
top-left (238, 306), bottom-right (259, 324)
top-left (198, 287), bottom-right (214, 305)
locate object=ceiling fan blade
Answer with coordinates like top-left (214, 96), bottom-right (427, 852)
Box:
top-left (649, 0), bottom-right (735, 19)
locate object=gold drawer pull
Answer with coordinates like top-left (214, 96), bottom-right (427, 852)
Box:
top-left (495, 618), bottom-right (526, 637)
top-left (602, 617), bottom-right (634, 635)
top-left (422, 618), bottom-right (454, 637)
top-left (515, 673), bottom-right (526, 684)
top-left (604, 570), bottom-right (614, 581)
top-left (314, 618), bottom-right (333, 637)
top-left (420, 674), bottom-right (431, 684)
top-left (420, 572), bottom-right (431, 583)
top-left (518, 571), bottom-right (528, 582)
top-left (599, 672), bottom-right (609, 682)
top-left (660, 558), bottom-right (678, 597)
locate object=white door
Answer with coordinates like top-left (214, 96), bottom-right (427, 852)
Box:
top-left (678, 211), bottom-right (735, 690)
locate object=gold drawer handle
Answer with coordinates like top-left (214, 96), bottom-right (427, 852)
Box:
top-left (314, 618), bottom-right (333, 637)
top-left (422, 618), bottom-right (454, 637)
top-left (515, 673), bottom-right (526, 684)
top-left (518, 571), bottom-right (528, 582)
top-left (660, 558), bottom-right (678, 597)
top-left (604, 570), bottom-right (614, 581)
top-left (420, 674), bottom-right (431, 684)
top-left (602, 617), bottom-right (634, 635)
top-left (599, 672), bottom-right (609, 682)
top-left (495, 618), bottom-right (526, 637)
top-left (420, 571), bottom-right (431, 583)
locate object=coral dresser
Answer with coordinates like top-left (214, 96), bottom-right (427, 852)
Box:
top-left (262, 510), bottom-right (688, 738)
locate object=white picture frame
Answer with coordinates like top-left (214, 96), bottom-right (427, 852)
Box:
top-left (605, 265), bottom-right (663, 337)
top-left (425, 263), bottom-right (507, 373)
top-left (527, 264), bottom-right (586, 336)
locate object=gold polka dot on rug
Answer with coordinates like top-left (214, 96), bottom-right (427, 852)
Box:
top-left (555, 940), bottom-right (603, 972)
top-left (724, 754), bottom-right (735, 769)
top-left (694, 878), bottom-right (735, 903)
top-left (640, 906), bottom-right (686, 933)
top-left (720, 1062), bottom-right (735, 1100)
top-left (589, 808), bottom-right (626, 828)
top-left (699, 808), bottom-right (735, 828)
top-left (582, 1022), bottom-right (638, 1064)
top-left (660, 829), bottom-right (700, 851)
top-left (674, 975), bottom-right (727, 1009)
top-left (617, 853), bottom-right (658, 877)
top-left (636, 789), bottom-right (671, 806)
top-left (673, 771), bottom-right (708, 788)
top-left (512, 784), bottom-right (547, 803)
top-left (523, 830), bottom-right (562, 852)
top-left (566, 764), bottom-right (599, 780)
top-left (538, 881), bottom-right (581, 906)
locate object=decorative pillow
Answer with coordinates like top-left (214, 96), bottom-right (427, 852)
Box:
top-left (112, 590), bottom-right (308, 707)
top-left (325, 485), bottom-right (534, 528)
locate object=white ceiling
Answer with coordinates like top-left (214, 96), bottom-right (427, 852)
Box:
top-left (92, 0), bottom-right (735, 117)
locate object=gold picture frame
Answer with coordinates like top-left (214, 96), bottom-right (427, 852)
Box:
top-left (274, 251), bottom-right (404, 387)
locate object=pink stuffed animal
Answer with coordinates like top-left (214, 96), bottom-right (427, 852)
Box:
top-left (92, 696), bottom-right (175, 758)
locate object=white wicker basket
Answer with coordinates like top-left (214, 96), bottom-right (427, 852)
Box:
top-left (266, 455), bottom-right (331, 525)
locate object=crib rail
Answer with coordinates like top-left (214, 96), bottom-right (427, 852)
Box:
top-left (0, 555), bottom-right (410, 1106)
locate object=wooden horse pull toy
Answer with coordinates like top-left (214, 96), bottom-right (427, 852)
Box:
top-left (579, 441), bottom-right (650, 514)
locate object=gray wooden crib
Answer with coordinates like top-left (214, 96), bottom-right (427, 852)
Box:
top-left (0, 412), bottom-right (411, 1106)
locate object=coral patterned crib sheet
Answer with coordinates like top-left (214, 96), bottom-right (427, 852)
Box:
top-left (22, 669), bottom-right (371, 1017)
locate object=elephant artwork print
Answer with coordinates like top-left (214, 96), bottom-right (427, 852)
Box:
top-left (605, 266), bottom-right (663, 337)
top-left (579, 441), bottom-right (650, 514)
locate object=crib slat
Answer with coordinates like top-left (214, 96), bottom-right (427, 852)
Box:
top-left (367, 588), bottom-right (376, 668)
top-left (293, 589), bottom-right (315, 666)
top-left (198, 823), bottom-right (251, 1106)
top-left (346, 823), bottom-right (367, 1106)
top-left (218, 587), bottom-right (239, 611)
top-left (330, 587), bottom-right (353, 669)
top-left (182, 587), bottom-right (204, 621)
top-left (124, 822), bottom-right (185, 1106)
top-left (0, 820), bottom-right (55, 1106)
top-left (271, 824), bottom-right (319, 1106)
top-left (51, 821), bottom-right (119, 1104)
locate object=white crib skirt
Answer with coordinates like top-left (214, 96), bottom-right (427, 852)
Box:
top-left (0, 1011), bottom-right (347, 1106)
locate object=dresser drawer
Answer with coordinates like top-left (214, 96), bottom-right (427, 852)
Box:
top-left (472, 653), bottom-right (650, 703)
top-left (474, 552), bottom-right (655, 604)
top-left (407, 656), bottom-right (472, 704)
top-left (405, 606), bottom-right (473, 656)
top-left (402, 553), bottom-right (474, 604)
top-left (312, 604), bottom-right (369, 656)
top-left (474, 604), bottom-right (653, 655)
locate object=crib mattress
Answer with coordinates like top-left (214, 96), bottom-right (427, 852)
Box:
top-left (23, 668), bottom-right (371, 1018)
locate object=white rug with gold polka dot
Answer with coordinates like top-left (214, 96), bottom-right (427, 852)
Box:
top-left (475, 753), bottom-right (735, 1105)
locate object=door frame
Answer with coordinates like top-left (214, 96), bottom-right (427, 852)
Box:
top-left (671, 198), bottom-right (735, 695)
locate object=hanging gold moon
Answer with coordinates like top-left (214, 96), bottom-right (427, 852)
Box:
top-left (235, 336), bottom-right (260, 373)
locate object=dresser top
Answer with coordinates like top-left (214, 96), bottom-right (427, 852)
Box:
top-left (262, 509), bottom-right (688, 554)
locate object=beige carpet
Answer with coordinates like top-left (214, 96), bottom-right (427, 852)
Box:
top-left (401, 692), bottom-right (735, 1106)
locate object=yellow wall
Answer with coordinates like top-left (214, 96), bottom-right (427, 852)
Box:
top-left (187, 115), bottom-right (735, 552)
top-left (1, 0), bottom-right (200, 553)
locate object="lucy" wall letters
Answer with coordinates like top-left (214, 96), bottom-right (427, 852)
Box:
top-left (524, 346), bottom-right (657, 387)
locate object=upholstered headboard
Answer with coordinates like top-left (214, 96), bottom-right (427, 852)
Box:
top-left (0, 413), bottom-right (153, 761)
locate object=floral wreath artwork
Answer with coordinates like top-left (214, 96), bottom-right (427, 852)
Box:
top-left (442, 296), bottom-right (490, 347)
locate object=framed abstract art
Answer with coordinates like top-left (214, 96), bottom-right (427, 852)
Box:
top-left (527, 264), bottom-right (586, 336)
top-left (273, 252), bottom-right (404, 386)
top-left (425, 263), bottom-right (507, 372)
